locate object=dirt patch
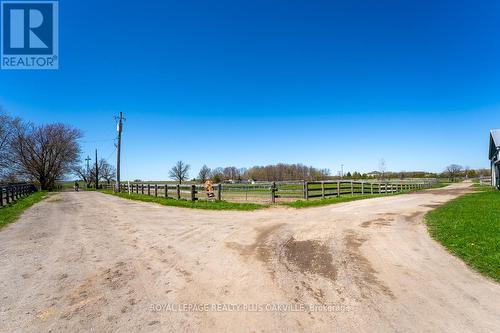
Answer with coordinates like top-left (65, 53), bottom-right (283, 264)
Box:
top-left (344, 231), bottom-right (394, 299)
top-left (226, 223), bottom-right (284, 262)
top-left (403, 211), bottom-right (424, 222)
top-left (421, 203), bottom-right (443, 208)
top-left (45, 194), bottom-right (63, 203)
top-left (102, 261), bottom-right (136, 291)
top-left (361, 214), bottom-right (394, 228)
top-left (281, 237), bottom-right (337, 281)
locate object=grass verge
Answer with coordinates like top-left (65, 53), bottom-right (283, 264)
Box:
top-left (0, 191), bottom-right (47, 229)
top-left (425, 186), bottom-right (500, 282)
top-left (100, 190), bottom-right (267, 211)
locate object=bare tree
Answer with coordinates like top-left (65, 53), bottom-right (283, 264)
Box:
top-left (445, 164), bottom-right (463, 182)
top-left (198, 165), bottom-right (211, 183)
top-left (73, 164), bottom-right (92, 187)
top-left (169, 160), bottom-right (190, 184)
top-left (0, 108), bottom-right (20, 179)
top-left (90, 159), bottom-right (116, 184)
top-left (10, 122), bottom-right (82, 190)
top-left (210, 167), bottom-right (224, 183)
top-left (223, 166), bottom-right (240, 182)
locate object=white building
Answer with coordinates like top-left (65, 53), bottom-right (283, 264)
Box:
top-left (489, 129), bottom-right (500, 189)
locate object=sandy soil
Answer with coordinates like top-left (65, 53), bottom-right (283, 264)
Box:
top-left (0, 183), bottom-right (498, 332)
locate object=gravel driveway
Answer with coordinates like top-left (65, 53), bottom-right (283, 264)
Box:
top-left (0, 183), bottom-right (498, 332)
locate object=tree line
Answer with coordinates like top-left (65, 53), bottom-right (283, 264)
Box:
top-left (167, 161), bottom-right (331, 183)
top-left (169, 160), bottom-right (491, 184)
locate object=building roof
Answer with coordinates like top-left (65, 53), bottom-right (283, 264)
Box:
top-left (489, 129), bottom-right (500, 160)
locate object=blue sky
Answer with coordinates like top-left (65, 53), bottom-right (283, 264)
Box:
top-left (1, 0), bottom-right (500, 180)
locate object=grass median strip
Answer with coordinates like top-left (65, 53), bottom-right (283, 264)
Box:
top-left (100, 190), bottom-right (267, 211)
top-left (425, 186), bottom-right (500, 282)
top-left (0, 191), bottom-right (47, 229)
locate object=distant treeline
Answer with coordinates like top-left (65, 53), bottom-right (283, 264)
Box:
top-left (246, 164), bottom-right (330, 181)
top-left (195, 164), bottom-right (491, 183)
top-left (196, 163), bottom-right (330, 183)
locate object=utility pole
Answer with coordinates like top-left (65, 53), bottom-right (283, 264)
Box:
top-left (85, 155), bottom-right (91, 188)
top-left (95, 149), bottom-right (99, 189)
top-left (115, 112), bottom-right (123, 192)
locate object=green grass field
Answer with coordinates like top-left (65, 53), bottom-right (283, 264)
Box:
top-left (0, 191), bottom-right (47, 230)
top-left (426, 186), bottom-right (500, 282)
top-left (100, 190), bottom-right (267, 211)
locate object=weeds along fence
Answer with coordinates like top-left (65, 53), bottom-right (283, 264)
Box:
top-left (0, 183), bottom-right (38, 208)
top-left (107, 180), bottom-right (435, 204)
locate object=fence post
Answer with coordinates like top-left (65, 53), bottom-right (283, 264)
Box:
top-left (271, 182), bottom-right (277, 203)
top-left (154, 184), bottom-right (158, 197)
top-left (303, 180), bottom-right (307, 200)
top-left (337, 181), bottom-right (340, 197)
top-left (6, 187), bottom-right (10, 204)
top-left (191, 184), bottom-right (197, 201)
top-left (164, 184), bottom-right (168, 198)
top-left (147, 184), bottom-right (150, 196)
top-left (176, 184), bottom-right (181, 199)
top-left (350, 181), bottom-right (354, 195)
top-left (304, 181), bottom-right (309, 200)
top-left (141, 184), bottom-right (144, 194)
top-left (321, 181), bottom-right (325, 199)
top-left (371, 183), bottom-right (373, 194)
top-left (217, 183), bottom-right (222, 201)
top-left (11, 186), bottom-right (15, 201)
top-left (361, 182), bottom-right (364, 194)
top-left (0, 187), bottom-right (3, 206)
top-left (378, 183), bottom-right (381, 194)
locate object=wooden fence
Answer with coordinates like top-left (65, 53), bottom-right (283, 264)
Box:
top-left (301, 180), bottom-right (431, 201)
top-left (0, 183), bottom-right (38, 208)
top-left (109, 183), bottom-right (223, 202)
top-left (479, 177), bottom-right (492, 186)
top-left (107, 180), bottom-right (434, 204)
